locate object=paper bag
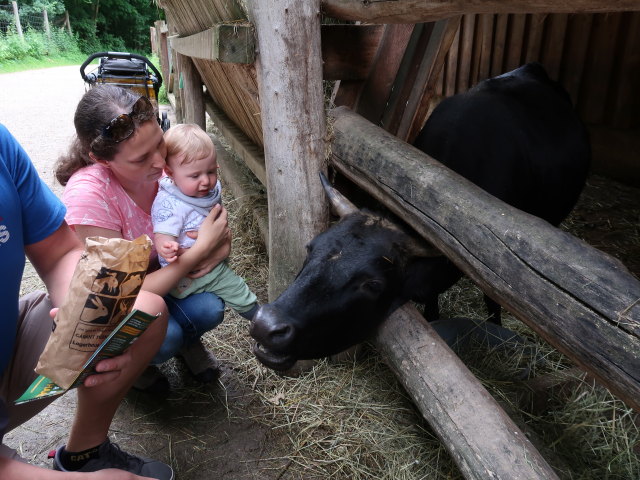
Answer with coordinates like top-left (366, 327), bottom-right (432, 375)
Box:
top-left (36, 235), bottom-right (151, 389)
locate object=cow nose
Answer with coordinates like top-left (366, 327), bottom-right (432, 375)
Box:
top-left (250, 304), bottom-right (296, 350)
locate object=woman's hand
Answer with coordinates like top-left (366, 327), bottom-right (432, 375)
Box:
top-left (183, 204), bottom-right (231, 278)
top-left (47, 309), bottom-right (131, 388)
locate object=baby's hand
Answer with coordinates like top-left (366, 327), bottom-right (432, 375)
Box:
top-left (159, 240), bottom-right (179, 263)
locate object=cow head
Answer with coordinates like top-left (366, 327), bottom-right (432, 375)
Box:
top-left (250, 174), bottom-right (438, 371)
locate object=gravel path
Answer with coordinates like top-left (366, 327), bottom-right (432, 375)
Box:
top-left (0, 65), bottom-right (86, 196)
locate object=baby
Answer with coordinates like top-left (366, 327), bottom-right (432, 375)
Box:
top-left (151, 123), bottom-right (258, 320)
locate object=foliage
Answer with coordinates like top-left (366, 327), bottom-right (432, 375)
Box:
top-left (64, 0), bottom-right (164, 54)
top-left (0, 27), bottom-right (80, 63)
top-left (3, 0), bottom-right (163, 55)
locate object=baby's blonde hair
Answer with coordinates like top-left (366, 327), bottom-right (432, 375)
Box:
top-left (164, 123), bottom-right (215, 166)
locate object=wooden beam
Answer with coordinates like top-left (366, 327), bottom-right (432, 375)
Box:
top-left (322, 0), bottom-right (640, 24)
top-left (354, 24), bottom-right (415, 125)
top-left (170, 23), bottom-right (255, 64)
top-left (170, 22), bottom-right (385, 79)
top-left (329, 106), bottom-right (640, 412)
top-left (375, 304), bottom-right (559, 480)
top-left (248, 1), bottom-right (329, 300)
top-left (203, 93), bottom-right (267, 186)
top-left (383, 17), bottom-right (461, 141)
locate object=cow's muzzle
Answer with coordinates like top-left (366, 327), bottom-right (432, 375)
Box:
top-left (250, 304), bottom-right (297, 371)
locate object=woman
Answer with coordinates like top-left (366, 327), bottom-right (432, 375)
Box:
top-left (56, 85), bottom-right (231, 393)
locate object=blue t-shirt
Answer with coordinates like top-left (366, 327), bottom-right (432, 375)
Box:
top-left (0, 124), bottom-right (66, 440)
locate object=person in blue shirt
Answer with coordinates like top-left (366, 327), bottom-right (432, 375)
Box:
top-left (0, 123), bottom-right (176, 479)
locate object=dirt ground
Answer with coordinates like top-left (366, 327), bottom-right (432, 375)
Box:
top-left (0, 66), bottom-right (289, 480)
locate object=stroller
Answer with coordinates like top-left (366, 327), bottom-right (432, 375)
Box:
top-left (80, 51), bottom-right (170, 131)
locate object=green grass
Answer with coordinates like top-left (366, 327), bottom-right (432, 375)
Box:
top-left (148, 54), bottom-right (169, 105)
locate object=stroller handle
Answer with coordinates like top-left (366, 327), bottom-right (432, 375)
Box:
top-left (80, 51), bottom-right (163, 89)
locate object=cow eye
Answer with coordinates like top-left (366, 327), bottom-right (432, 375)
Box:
top-left (362, 279), bottom-right (384, 296)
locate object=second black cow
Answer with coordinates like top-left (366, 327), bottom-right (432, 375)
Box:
top-left (250, 62), bottom-right (591, 371)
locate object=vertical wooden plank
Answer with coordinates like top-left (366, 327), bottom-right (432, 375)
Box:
top-left (445, 26), bottom-right (460, 96)
top-left (380, 22), bottom-right (430, 134)
top-left (524, 13), bottom-right (546, 63)
top-left (401, 17), bottom-right (462, 142)
top-left (177, 53), bottom-right (205, 128)
top-left (155, 21), bottom-right (170, 92)
top-left (468, 14), bottom-right (483, 85)
top-left (456, 14), bottom-right (476, 92)
top-left (491, 14), bottom-right (508, 75)
top-left (384, 18), bottom-right (462, 140)
top-left (608, 12), bottom-right (640, 128)
top-left (558, 14), bottom-right (593, 107)
top-left (354, 24), bottom-right (415, 125)
top-left (171, 47), bottom-right (183, 123)
top-left (540, 13), bottom-right (569, 80)
top-left (579, 13), bottom-right (623, 124)
top-left (504, 14), bottom-right (527, 72)
top-left (435, 65), bottom-right (445, 97)
top-left (248, 0), bottom-right (329, 300)
top-left (478, 14), bottom-right (494, 81)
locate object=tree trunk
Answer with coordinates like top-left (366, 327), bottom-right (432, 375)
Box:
top-left (376, 304), bottom-right (559, 480)
top-left (247, 0), bottom-right (329, 300)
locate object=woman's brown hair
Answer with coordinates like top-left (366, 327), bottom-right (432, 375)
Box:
top-left (55, 85), bottom-right (156, 185)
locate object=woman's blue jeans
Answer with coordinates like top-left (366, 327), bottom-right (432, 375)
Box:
top-left (151, 291), bottom-right (225, 364)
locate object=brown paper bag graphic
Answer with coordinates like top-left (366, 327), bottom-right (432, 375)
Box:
top-left (36, 235), bottom-right (151, 389)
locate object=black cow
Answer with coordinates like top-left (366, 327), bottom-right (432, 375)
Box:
top-left (250, 62), bottom-right (591, 371)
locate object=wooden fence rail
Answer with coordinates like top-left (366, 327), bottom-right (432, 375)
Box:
top-left (329, 105), bottom-right (640, 413)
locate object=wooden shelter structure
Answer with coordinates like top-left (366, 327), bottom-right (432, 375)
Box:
top-left (153, 1), bottom-right (640, 478)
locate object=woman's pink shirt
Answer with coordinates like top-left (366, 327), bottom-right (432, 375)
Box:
top-left (62, 163), bottom-right (158, 259)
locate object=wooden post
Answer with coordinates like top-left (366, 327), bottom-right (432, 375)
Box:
top-left (155, 20), bottom-right (170, 91)
top-left (42, 9), bottom-right (51, 39)
top-left (247, 0), bottom-right (329, 300)
top-left (170, 47), bottom-right (182, 123)
top-left (329, 106), bottom-right (640, 412)
top-left (11, 1), bottom-right (23, 39)
top-left (150, 26), bottom-right (157, 56)
top-left (176, 53), bottom-right (205, 129)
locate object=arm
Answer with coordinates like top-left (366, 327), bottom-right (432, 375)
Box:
top-left (73, 204), bottom-right (230, 297)
top-left (25, 221), bottom-right (83, 306)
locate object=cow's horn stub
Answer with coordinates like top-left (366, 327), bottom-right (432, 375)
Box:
top-left (319, 171), bottom-right (357, 217)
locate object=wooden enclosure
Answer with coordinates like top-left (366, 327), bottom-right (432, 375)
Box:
top-left (152, 1), bottom-right (640, 478)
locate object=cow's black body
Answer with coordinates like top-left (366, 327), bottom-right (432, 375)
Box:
top-left (250, 63), bottom-right (591, 371)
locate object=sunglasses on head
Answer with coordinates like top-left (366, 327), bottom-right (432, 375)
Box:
top-left (101, 95), bottom-right (154, 143)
